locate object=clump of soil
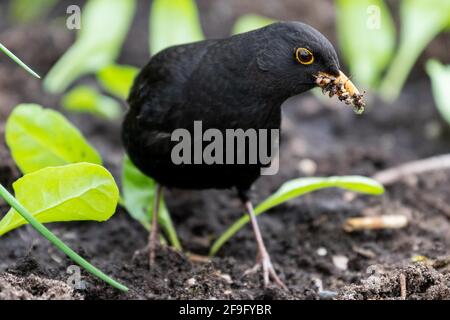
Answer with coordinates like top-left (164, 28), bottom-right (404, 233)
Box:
top-left (339, 263), bottom-right (450, 300)
top-left (0, 272), bottom-right (82, 300)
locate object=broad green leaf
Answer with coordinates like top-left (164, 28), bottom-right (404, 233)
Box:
top-left (426, 60), bottom-right (450, 126)
top-left (232, 14), bottom-right (274, 35)
top-left (0, 163), bottom-right (119, 236)
top-left (121, 156), bottom-right (181, 250)
top-left (97, 64), bottom-right (139, 100)
top-left (5, 104), bottom-right (102, 174)
top-left (379, 0), bottom-right (450, 101)
top-left (210, 176), bottom-right (384, 256)
top-left (9, 0), bottom-right (57, 23)
top-left (62, 85), bottom-right (122, 120)
top-left (336, 0), bottom-right (395, 87)
top-left (0, 42), bottom-right (40, 78)
top-left (150, 0), bottom-right (204, 55)
top-left (44, 0), bottom-right (136, 93)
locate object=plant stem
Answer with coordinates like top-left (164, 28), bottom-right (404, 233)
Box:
top-left (0, 42), bottom-right (41, 79)
top-left (0, 183), bottom-right (128, 292)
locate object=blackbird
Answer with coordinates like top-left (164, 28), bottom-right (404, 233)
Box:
top-left (122, 21), bottom-right (364, 288)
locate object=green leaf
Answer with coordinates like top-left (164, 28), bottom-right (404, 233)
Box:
top-left (379, 0), bottom-right (450, 101)
top-left (5, 104), bottom-right (102, 174)
top-left (210, 176), bottom-right (384, 256)
top-left (426, 60), bottom-right (450, 126)
top-left (150, 0), bottom-right (204, 55)
top-left (0, 42), bottom-right (40, 78)
top-left (232, 14), bottom-right (274, 35)
top-left (121, 156), bottom-right (181, 250)
top-left (44, 0), bottom-right (136, 94)
top-left (336, 0), bottom-right (395, 87)
top-left (0, 163), bottom-right (119, 236)
top-left (9, 0), bottom-right (57, 23)
top-left (97, 64), bottom-right (139, 100)
top-left (62, 85), bottom-right (122, 120)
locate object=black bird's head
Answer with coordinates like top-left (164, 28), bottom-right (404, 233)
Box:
top-left (251, 21), bottom-right (363, 108)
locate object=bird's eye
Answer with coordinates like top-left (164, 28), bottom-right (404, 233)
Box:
top-left (295, 48), bottom-right (314, 65)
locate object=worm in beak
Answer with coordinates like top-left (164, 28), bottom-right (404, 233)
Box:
top-left (315, 71), bottom-right (366, 114)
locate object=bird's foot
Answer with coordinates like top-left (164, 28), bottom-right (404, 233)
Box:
top-left (244, 252), bottom-right (287, 290)
top-left (148, 233), bottom-right (158, 268)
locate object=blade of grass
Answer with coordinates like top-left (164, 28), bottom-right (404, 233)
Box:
top-left (0, 183), bottom-right (128, 292)
top-left (0, 42), bottom-right (40, 78)
top-left (210, 176), bottom-right (384, 256)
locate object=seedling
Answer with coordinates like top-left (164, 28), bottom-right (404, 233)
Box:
top-left (0, 48), bottom-right (127, 291)
top-left (426, 60), bottom-right (450, 126)
top-left (210, 176), bottom-right (385, 256)
top-left (0, 182), bottom-right (127, 292)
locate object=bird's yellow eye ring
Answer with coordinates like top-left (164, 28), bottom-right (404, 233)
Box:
top-left (295, 48), bottom-right (314, 65)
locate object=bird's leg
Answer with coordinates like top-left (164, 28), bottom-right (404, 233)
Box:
top-left (239, 191), bottom-right (287, 290)
top-left (149, 184), bottom-right (163, 268)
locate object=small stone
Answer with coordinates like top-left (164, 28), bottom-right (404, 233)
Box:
top-left (297, 158), bottom-right (317, 176)
top-left (332, 255), bottom-right (349, 271)
top-left (186, 278), bottom-right (197, 287)
top-left (319, 290), bottom-right (338, 300)
top-left (317, 247), bottom-right (327, 256)
top-left (219, 274), bottom-right (233, 284)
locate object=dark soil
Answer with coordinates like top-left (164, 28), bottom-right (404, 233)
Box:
top-left (1, 0), bottom-right (450, 300)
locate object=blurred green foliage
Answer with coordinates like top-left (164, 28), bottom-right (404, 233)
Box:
top-left (427, 60), bottom-right (450, 126)
top-left (150, 0), bottom-right (204, 54)
top-left (336, 0), bottom-right (395, 87)
top-left (336, 0), bottom-right (450, 102)
top-left (62, 85), bottom-right (122, 120)
top-left (232, 14), bottom-right (274, 35)
top-left (379, 0), bottom-right (450, 101)
top-left (9, 0), bottom-right (57, 23)
top-left (97, 64), bottom-right (139, 100)
top-left (44, 0), bottom-right (136, 94)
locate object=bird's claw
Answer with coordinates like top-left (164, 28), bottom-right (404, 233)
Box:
top-left (243, 253), bottom-right (288, 290)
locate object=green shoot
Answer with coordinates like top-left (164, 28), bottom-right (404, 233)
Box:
top-left (44, 0), bottom-right (136, 94)
top-left (232, 14), bottom-right (274, 35)
top-left (0, 182), bottom-right (127, 292)
top-left (426, 60), bottom-right (450, 126)
top-left (6, 104), bottom-right (102, 174)
top-left (0, 42), bottom-right (40, 78)
top-left (210, 176), bottom-right (384, 256)
top-left (336, 0), bottom-right (395, 87)
top-left (62, 86), bottom-right (122, 120)
top-left (379, 0), bottom-right (450, 101)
